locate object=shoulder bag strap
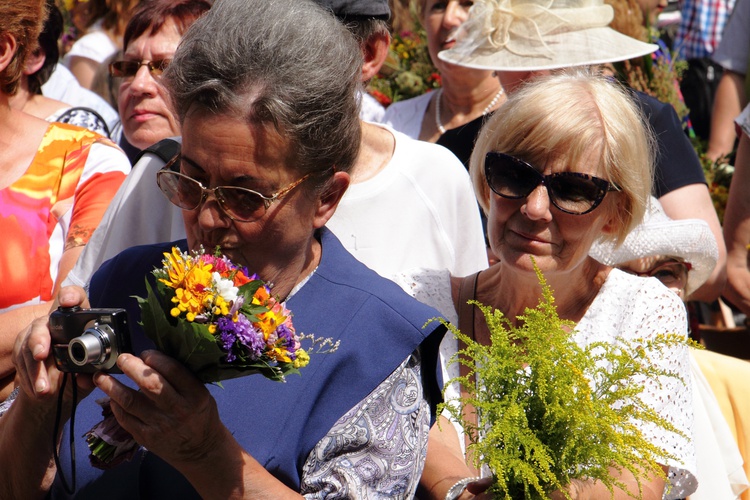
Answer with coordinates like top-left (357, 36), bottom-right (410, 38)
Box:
top-left (455, 271), bottom-right (480, 461)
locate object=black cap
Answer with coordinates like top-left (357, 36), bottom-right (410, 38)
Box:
top-left (314, 0), bottom-right (390, 20)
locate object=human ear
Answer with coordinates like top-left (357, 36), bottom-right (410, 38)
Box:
top-left (312, 171), bottom-right (350, 229)
top-left (24, 48), bottom-right (46, 76)
top-left (0, 33), bottom-right (18, 74)
top-left (361, 32), bottom-right (390, 82)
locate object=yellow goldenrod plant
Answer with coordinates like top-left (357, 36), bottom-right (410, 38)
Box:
top-left (430, 265), bottom-right (696, 499)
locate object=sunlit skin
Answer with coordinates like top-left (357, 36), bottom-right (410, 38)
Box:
top-left (117, 19), bottom-right (182, 150)
top-left (179, 107), bottom-right (338, 301)
top-left (636, 0), bottom-right (668, 27)
top-left (423, 0), bottom-right (475, 75)
top-left (497, 70), bottom-right (551, 95)
top-left (486, 152), bottom-right (619, 278)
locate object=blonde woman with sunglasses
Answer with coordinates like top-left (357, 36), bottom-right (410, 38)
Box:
top-left (397, 71), bottom-right (697, 499)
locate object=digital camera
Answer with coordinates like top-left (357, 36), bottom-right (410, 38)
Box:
top-left (49, 306), bottom-right (132, 374)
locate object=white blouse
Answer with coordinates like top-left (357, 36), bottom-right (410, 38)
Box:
top-left (393, 267), bottom-right (698, 499)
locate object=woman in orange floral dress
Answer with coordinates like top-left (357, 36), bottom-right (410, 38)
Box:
top-left (0, 0), bottom-right (129, 399)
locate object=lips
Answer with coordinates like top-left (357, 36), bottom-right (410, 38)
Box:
top-left (130, 109), bottom-right (161, 122)
top-left (511, 229), bottom-right (552, 245)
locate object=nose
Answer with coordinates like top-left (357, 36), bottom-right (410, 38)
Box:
top-left (521, 184), bottom-right (552, 221)
top-left (196, 190), bottom-right (232, 229)
top-left (127, 64), bottom-right (158, 96)
top-left (443, 1), bottom-right (468, 29)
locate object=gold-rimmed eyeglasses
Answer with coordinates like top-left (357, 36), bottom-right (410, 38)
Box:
top-left (109, 59), bottom-right (172, 79)
top-left (156, 155), bottom-right (310, 222)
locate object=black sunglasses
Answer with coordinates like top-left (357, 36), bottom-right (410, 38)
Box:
top-left (156, 155), bottom-right (310, 222)
top-left (484, 152), bottom-right (619, 215)
top-left (109, 59), bottom-right (172, 79)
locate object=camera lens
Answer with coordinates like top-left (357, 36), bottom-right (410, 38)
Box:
top-left (68, 325), bottom-right (115, 368)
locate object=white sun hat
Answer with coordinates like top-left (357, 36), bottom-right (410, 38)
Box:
top-left (438, 0), bottom-right (659, 72)
top-left (589, 197), bottom-right (718, 297)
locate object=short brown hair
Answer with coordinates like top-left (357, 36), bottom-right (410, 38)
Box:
top-left (0, 0), bottom-right (46, 95)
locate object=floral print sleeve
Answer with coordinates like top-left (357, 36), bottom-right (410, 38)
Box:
top-left (0, 123), bottom-right (128, 311)
top-left (300, 350), bottom-right (431, 499)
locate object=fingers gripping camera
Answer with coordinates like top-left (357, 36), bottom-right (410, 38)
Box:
top-left (49, 306), bottom-right (132, 374)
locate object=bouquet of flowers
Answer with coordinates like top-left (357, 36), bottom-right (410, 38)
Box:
top-left (435, 266), bottom-right (694, 499)
top-left (137, 246), bottom-right (311, 383)
top-left (86, 246), bottom-right (336, 468)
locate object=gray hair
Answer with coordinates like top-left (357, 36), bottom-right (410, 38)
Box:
top-left (164, 0), bottom-right (362, 179)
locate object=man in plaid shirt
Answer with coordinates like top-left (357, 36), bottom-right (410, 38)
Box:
top-left (676, 0), bottom-right (736, 59)
top-left (676, 0), bottom-right (736, 140)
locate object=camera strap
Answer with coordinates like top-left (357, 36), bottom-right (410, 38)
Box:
top-left (53, 372), bottom-right (78, 494)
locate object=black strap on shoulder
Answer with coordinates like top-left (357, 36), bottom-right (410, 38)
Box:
top-left (134, 137), bottom-right (182, 165)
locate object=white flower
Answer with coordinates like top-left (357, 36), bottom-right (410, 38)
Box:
top-left (212, 272), bottom-right (238, 303)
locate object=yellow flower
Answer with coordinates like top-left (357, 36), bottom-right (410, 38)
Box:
top-left (293, 349), bottom-right (310, 369)
top-left (258, 309), bottom-right (286, 338)
top-left (268, 346), bottom-right (292, 363)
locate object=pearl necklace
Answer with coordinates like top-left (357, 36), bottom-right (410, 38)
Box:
top-left (435, 87), bottom-right (505, 134)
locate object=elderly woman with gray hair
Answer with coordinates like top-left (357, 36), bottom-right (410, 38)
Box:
top-left (0, 0), bottom-right (446, 498)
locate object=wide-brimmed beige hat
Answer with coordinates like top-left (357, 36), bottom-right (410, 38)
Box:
top-left (589, 197), bottom-right (718, 297)
top-left (438, 0), bottom-right (659, 71)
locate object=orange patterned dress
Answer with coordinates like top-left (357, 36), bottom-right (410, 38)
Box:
top-left (0, 123), bottom-right (128, 311)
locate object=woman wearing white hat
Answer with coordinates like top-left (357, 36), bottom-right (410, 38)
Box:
top-left (591, 197), bottom-right (750, 500)
top-left (435, 0), bottom-right (727, 303)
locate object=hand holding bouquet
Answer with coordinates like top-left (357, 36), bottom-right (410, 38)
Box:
top-left (138, 246), bottom-right (312, 383)
top-left (86, 246), bottom-right (336, 468)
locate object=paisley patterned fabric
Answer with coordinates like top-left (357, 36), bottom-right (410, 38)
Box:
top-left (0, 123), bottom-right (127, 312)
top-left (301, 352), bottom-right (431, 499)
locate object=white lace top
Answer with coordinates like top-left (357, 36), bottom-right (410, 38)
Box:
top-left (393, 267), bottom-right (698, 499)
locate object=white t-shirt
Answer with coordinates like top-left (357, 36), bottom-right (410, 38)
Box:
top-left (64, 145), bottom-right (185, 291)
top-left (360, 91), bottom-right (386, 124)
top-left (63, 20), bottom-right (118, 66)
top-left (326, 124), bottom-right (488, 278)
top-left (393, 267), bottom-right (698, 499)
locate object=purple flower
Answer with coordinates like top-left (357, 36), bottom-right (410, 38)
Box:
top-left (216, 314), bottom-right (265, 362)
top-left (275, 324), bottom-right (299, 359)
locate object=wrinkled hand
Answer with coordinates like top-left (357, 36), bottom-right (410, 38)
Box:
top-left (93, 350), bottom-right (225, 466)
top-left (13, 286), bottom-right (94, 407)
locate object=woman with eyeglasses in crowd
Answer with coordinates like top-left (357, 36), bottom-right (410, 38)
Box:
top-left (1, 0), bottom-right (447, 497)
top-left (398, 71), bottom-right (697, 499)
top-left (0, 0), bottom-right (129, 402)
top-left (108, 0), bottom-right (212, 163)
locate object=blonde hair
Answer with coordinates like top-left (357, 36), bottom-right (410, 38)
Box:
top-left (470, 69), bottom-right (654, 244)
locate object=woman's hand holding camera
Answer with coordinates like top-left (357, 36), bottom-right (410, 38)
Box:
top-left (13, 286), bottom-right (95, 408)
